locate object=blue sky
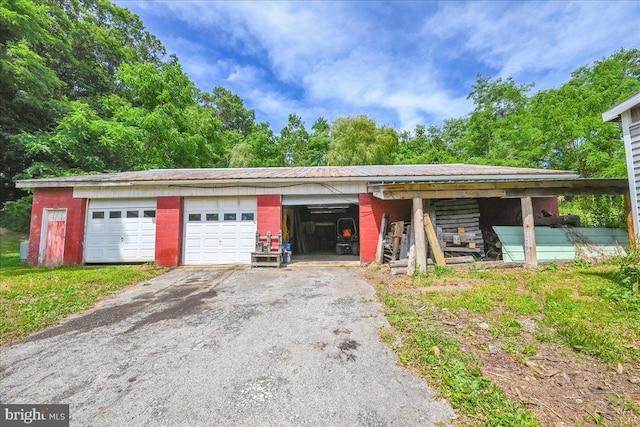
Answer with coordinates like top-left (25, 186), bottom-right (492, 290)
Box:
top-left (115, 1), bottom-right (639, 132)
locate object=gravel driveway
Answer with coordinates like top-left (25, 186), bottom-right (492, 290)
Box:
top-left (1, 266), bottom-right (454, 426)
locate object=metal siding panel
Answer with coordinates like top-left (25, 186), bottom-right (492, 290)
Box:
top-left (494, 226), bottom-right (629, 263)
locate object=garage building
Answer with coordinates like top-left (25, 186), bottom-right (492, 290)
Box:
top-left (16, 164), bottom-right (628, 268)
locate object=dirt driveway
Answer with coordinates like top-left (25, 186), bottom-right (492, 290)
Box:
top-left (0, 266), bottom-right (454, 426)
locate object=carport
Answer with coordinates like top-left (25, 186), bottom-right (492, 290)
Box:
top-left (368, 177), bottom-right (630, 272)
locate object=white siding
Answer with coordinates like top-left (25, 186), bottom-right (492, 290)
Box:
top-left (622, 109), bottom-right (640, 234)
top-left (74, 182), bottom-right (368, 199)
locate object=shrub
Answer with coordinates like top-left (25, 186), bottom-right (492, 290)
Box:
top-left (0, 196), bottom-right (32, 233)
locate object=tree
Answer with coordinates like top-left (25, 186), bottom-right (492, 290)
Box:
top-left (326, 115), bottom-right (398, 166)
top-left (201, 86), bottom-right (256, 136)
top-left (0, 0), bottom-right (165, 203)
top-left (454, 75), bottom-right (534, 163)
top-left (24, 60), bottom-right (225, 175)
top-left (395, 124), bottom-right (459, 164)
top-left (279, 113), bottom-right (309, 166)
top-left (306, 117), bottom-right (331, 166)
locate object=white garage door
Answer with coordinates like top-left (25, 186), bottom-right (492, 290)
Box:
top-left (85, 199), bottom-right (157, 263)
top-left (183, 197), bottom-right (257, 265)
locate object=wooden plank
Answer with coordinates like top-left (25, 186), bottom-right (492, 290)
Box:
top-left (373, 190), bottom-right (507, 200)
top-left (443, 246), bottom-right (483, 253)
top-left (445, 256), bottom-right (475, 264)
top-left (521, 196), bottom-right (538, 268)
top-left (407, 221), bottom-right (416, 275)
top-left (375, 213), bottom-right (389, 264)
top-left (442, 232), bottom-right (477, 243)
top-left (626, 194), bottom-right (637, 248)
top-left (413, 198), bottom-right (427, 273)
top-left (423, 213), bottom-right (446, 265)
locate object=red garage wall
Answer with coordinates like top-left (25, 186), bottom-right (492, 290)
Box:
top-left (27, 188), bottom-right (86, 266)
top-left (257, 195), bottom-right (282, 237)
top-left (359, 193), bottom-right (412, 263)
top-left (155, 197), bottom-right (182, 267)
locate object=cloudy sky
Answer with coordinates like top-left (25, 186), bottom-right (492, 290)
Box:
top-left (115, 1), bottom-right (639, 132)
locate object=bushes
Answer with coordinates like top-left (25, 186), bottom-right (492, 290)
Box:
top-left (616, 246), bottom-right (640, 295)
top-left (0, 196), bottom-right (32, 233)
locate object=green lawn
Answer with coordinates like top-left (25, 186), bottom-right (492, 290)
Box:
top-left (0, 231), bottom-right (168, 345)
top-left (370, 261), bottom-right (640, 426)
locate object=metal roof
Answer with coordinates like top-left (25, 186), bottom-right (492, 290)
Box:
top-left (16, 164), bottom-right (578, 188)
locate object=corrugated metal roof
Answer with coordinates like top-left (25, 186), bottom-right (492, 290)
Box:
top-left (16, 164), bottom-right (578, 188)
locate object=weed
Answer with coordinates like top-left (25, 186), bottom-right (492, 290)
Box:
top-left (572, 257), bottom-right (592, 269)
top-left (615, 248), bottom-right (639, 295)
top-left (609, 394), bottom-right (640, 416)
top-left (432, 265), bottom-right (454, 278)
top-left (537, 262), bottom-right (558, 272)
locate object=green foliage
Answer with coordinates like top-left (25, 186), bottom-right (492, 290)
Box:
top-left (0, 0), bottom-right (165, 203)
top-left (326, 115), bottom-right (398, 165)
top-left (0, 195), bottom-right (32, 233)
top-left (615, 248), bottom-right (640, 295)
top-left (559, 195), bottom-right (627, 228)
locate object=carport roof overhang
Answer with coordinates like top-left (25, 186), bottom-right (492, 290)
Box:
top-left (368, 178), bottom-right (629, 200)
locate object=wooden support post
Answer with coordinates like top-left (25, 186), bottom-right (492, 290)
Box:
top-left (521, 196), bottom-right (538, 268)
top-left (413, 197), bottom-right (427, 274)
top-left (424, 213), bottom-right (446, 266)
top-left (625, 194), bottom-right (637, 249)
top-left (407, 223), bottom-right (416, 276)
top-left (375, 213), bottom-right (389, 264)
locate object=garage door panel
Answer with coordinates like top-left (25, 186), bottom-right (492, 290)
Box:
top-left (183, 197), bottom-right (256, 265)
top-left (85, 199), bottom-right (156, 263)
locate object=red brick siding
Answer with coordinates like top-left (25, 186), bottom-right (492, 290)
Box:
top-left (257, 195), bottom-right (281, 237)
top-left (359, 194), bottom-right (412, 263)
top-left (27, 188), bottom-right (86, 266)
top-left (155, 197), bottom-right (182, 267)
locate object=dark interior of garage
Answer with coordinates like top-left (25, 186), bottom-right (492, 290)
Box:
top-left (284, 204), bottom-right (359, 257)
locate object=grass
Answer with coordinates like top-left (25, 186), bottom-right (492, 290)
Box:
top-left (0, 231), bottom-right (168, 345)
top-left (374, 261), bottom-right (640, 425)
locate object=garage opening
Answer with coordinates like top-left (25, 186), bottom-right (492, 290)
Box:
top-left (282, 195), bottom-right (360, 262)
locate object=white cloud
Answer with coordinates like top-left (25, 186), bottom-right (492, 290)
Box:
top-left (425, 1), bottom-right (639, 88)
top-left (118, 0), bottom-right (639, 131)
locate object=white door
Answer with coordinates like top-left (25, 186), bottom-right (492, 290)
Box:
top-left (85, 199), bottom-right (157, 263)
top-left (183, 197), bottom-right (257, 265)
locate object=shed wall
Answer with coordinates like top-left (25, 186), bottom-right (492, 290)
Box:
top-left (28, 188), bottom-right (86, 266)
top-left (257, 195), bottom-right (282, 238)
top-left (359, 194), bottom-right (412, 262)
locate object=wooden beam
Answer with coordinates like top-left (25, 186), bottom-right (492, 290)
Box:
top-left (375, 212), bottom-right (389, 264)
top-left (374, 190), bottom-right (507, 200)
top-left (521, 196), bottom-right (538, 268)
top-left (423, 213), bottom-right (446, 266)
top-left (625, 194), bottom-right (637, 249)
top-left (412, 197), bottom-right (427, 274)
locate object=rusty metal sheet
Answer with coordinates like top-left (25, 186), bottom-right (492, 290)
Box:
top-left (17, 164), bottom-right (579, 188)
